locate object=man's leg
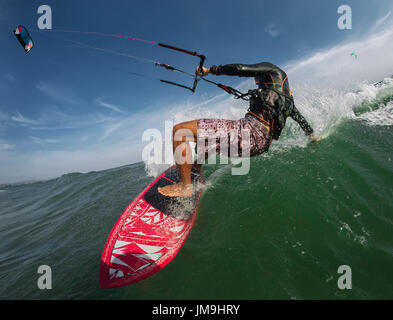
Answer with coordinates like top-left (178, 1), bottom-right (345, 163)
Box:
top-left (158, 120), bottom-right (198, 197)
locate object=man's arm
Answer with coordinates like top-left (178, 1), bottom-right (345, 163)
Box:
top-left (290, 104), bottom-right (314, 137)
top-left (209, 62), bottom-right (277, 77)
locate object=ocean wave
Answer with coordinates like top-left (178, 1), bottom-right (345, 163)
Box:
top-left (356, 102), bottom-right (393, 126)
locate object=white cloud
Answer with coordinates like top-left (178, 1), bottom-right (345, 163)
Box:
top-left (48, 110), bottom-right (114, 128)
top-left (371, 10), bottom-right (392, 32)
top-left (285, 26), bottom-right (393, 86)
top-left (95, 98), bottom-right (125, 114)
top-left (29, 136), bottom-right (59, 144)
top-left (265, 23), bottom-right (282, 38)
top-left (19, 108), bottom-right (118, 131)
top-left (0, 140), bottom-right (14, 151)
top-left (36, 81), bottom-right (81, 105)
top-left (11, 111), bottom-right (40, 125)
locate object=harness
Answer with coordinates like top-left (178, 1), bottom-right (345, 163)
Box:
top-left (246, 83), bottom-right (295, 142)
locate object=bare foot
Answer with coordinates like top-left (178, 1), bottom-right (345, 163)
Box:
top-left (158, 183), bottom-right (193, 197)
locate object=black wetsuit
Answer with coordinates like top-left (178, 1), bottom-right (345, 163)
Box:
top-left (210, 62), bottom-right (314, 140)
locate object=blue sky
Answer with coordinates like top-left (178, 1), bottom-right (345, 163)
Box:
top-left (1, 0), bottom-right (393, 183)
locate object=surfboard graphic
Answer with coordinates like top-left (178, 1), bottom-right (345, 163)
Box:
top-left (99, 165), bottom-right (203, 289)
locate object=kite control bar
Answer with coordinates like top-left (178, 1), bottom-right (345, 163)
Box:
top-left (158, 43), bottom-right (250, 99)
top-left (155, 43), bottom-right (248, 100)
top-left (157, 42), bottom-right (206, 93)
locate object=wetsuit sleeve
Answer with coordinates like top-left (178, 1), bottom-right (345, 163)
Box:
top-left (210, 63), bottom-right (276, 77)
top-left (290, 104), bottom-right (314, 136)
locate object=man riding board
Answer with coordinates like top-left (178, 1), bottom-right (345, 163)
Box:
top-left (158, 62), bottom-right (320, 197)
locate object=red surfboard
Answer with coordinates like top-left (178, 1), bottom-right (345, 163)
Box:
top-left (99, 165), bottom-right (203, 289)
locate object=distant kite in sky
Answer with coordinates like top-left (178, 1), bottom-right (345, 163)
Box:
top-left (13, 25), bottom-right (34, 53)
top-left (350, 52), bottom-right (358, 59)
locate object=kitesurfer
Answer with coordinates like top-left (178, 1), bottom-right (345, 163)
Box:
top-left (158, 62), bottom-right (320, 197)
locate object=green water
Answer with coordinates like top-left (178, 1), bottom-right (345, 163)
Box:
top-left (0, 91), bottom-right (392, 300)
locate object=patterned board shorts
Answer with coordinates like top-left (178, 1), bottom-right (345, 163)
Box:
top-left (196, 114), bottom-right (271, 161)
